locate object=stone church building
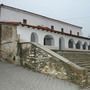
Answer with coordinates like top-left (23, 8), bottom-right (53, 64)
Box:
top-left (0, 4), bottom-right (90, 51)
top-left (0, 4), bottom-right (90, 89)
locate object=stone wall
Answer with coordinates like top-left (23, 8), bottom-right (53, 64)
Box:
top-left (18, 42), bottom-right (88, 87)
top-left (0, 24), bottom-right (17, 63)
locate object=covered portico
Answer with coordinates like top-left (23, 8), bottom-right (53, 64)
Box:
top-left (17, 24), bottom-right (90, 51)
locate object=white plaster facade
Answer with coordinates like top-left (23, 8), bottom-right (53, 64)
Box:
top-left (0, 4), bottom-right (90, 51)
top-left (0, 4), bottom-right (82, 35)
top-left (17, 25), bottom-right (90, 51)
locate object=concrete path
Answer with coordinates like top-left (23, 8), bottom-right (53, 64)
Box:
top-left (0, 61), bottom-right (80, 90)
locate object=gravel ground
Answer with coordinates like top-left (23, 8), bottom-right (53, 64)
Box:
top-left (0, 61), bottom-right (81, 90)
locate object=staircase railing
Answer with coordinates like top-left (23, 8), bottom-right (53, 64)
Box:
top-left (18, 42), bottom-right (88, 87)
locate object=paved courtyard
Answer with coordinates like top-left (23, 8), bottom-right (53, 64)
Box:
top-left (0, 61), bottom-right (81, 90)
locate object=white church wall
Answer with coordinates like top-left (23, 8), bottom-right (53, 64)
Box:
top-left (17, 26), bottom-right (31, 42)
top-left (1, 5), bottom-right (82, 36)
top-left (17, 26), bottom-right (60, 50)
top-left (17, 25), bottom-right (90, 51)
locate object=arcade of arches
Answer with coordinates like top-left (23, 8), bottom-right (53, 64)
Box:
top-left (30, 32), bottom-right (90, 50)
top-left (31, 32), bottom-right (38, 42)
top-left (44, 35), bottom-right (54, 46)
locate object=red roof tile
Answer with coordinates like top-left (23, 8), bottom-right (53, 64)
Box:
top-left (0, 21), bottom-right (20, 25)
top-left (0, 21), bottom-right (89, 40)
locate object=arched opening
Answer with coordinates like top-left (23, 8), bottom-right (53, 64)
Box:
top-left (31, 32), bottom-right (38, 42)
top-left (76, 41), bottom-right (82, 49)
top-left (59, 37), bottom-right (65, 50)
top-left (44, 35), bottom-right (54, 46)
top-left (88, 45), bottom-right (90, 50)
top-left (83, 42), bottom-right (87, 50)
top-left (68, 39), bottom-right (74, 48)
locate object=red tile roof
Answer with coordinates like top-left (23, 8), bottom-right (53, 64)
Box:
top-left (20, 23), bottom-right (90, 40)
top-left (0, 21), bottom-right (21, 25)
top-left (0, 21), bottom-right (89, 40)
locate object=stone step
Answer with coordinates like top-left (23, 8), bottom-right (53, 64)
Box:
top-left (88, 69), bottom-right (90, 72)
top-left (54, 51), bottom-right (90, 87)
top-left (62, 59), bottom-right (90, 62)
top-left (78, 64), bottom-right (90, 67)
top-left (62, 56), bottom-right (90, 59)
top-left (75, 62), bottom-right (90, 65)
top-left (88, 79), bottom-right (90, 84)
top-left (62, 54), bottom-right (89, 56)
top-left (61, 56), bottom-right (90, 59)
top-left (61, 53), bottom-right (90, 55)
top-left (58, 52), bottom-right (90, 54)
top-left (59, 53), bottom-right (90, 57)
top-left (61, 55), bottom-right (90, 59)
top-left (88, 75), bottom-right (90, 79)
top-left (80, 65), bottom-right (90, 68)
top-left (57, 51), bottom-right (90, 53)
top-left (68, 59), bottom-right (90, 63)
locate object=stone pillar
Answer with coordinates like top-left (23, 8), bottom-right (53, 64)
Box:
top-left (80, 44), bottom-right (83, 50)
top-left (73, 43), bottom-right (76, 49)
top-left (86, 45), bottom-right (88, 50)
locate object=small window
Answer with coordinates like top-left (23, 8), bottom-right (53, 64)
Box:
top-left (51, 25), bottom-right (54, 30)
top-left (70, 30), bottom-right (72, 34)
top-left (23, 19), bottom-right (27, 24)
top-left (77, 32), bottom-right (79, 36)
top-left (61, 28), bottom-right (64, 33)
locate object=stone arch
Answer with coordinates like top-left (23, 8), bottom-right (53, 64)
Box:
top-left (59, 37), bottom-right (65, 50)
top-left (83, 42), bottom-right (87, 50)
top-left (44, 35), bottom-right (54, 46)
top-left (31, 32), bottom-right (38, 42)
top-left (76, 40), bottom-right (82, 49)
top-left (68, 39), bottom-right (74, 48)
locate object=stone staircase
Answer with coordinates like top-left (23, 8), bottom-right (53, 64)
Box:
top-left (18, 42), bottom-right (88, 87)
top-left (54, 50), bottom-right (90, 87)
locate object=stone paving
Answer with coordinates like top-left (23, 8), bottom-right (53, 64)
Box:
top-left (0, 61), bottom-right (80, 90)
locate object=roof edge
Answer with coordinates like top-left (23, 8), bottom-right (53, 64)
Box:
top-left (19, 23), bottom-right (88, 40)
top-left (0, 4), bottom-right (82, 29)
top-left (0, 21), bottom-right (88, 40)
top-left (0, 21), bottom-right (21, 25)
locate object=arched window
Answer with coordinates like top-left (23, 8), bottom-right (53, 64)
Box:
top-left (88, 45), bottom-right (90, 50)
top-left (83, 42), bottom-right (87, 50)
top-left (31, 32), bottom-right (38, 42)
top-left (44, 35), bottom-right (54, 46)
top-left (76, 41), bottom-right (81, 49)
top-left (68, 39), bottom-right (74, 48)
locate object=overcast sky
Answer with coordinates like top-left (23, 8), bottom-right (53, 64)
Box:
top-left (1, 0), bottom-right (90, 37)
